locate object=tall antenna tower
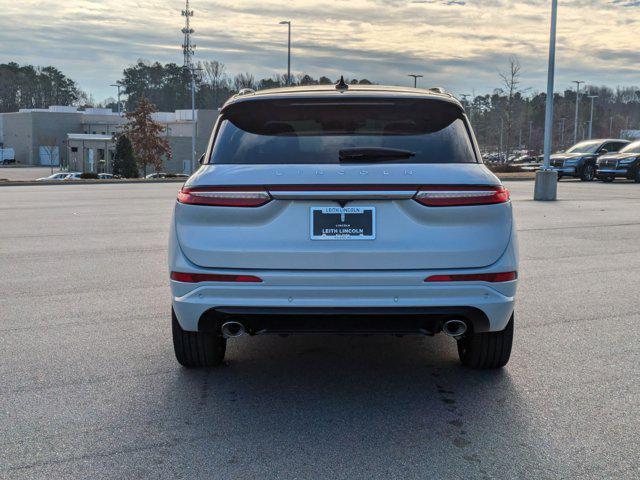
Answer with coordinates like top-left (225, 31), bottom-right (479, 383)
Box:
top-left (181, 0), bottom-right (195, 67)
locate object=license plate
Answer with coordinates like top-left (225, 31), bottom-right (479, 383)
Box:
top-left (310, 207), bottom-right (375, 240)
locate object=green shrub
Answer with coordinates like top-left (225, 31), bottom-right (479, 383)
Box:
top-left (113, 135), bottom-right (139, 178)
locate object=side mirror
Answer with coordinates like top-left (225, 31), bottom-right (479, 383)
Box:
top-left (198, 153), bottom-right (206, 165)
top-left (600, 149), bottom-right (608, 154)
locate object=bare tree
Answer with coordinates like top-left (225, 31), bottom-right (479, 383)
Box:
top-left (37, 134), bottom-right (60, 174)
top-left (233, 73), bottom-right (256, 91)
top-left (199, 60), bottom-right (228, 106)
top-left (200, 60), bottom-right (226, 87)
top-left (499, 56), bottom-right (522, 161)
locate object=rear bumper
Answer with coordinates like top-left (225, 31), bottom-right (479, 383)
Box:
top-left (198, 306), bottom-right (491, 335)
top-left (169, 211), bottom-right (518, 334)
top-left (171, 270), bottom-right (516, 333)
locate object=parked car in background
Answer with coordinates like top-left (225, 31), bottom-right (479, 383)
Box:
top-left (511, 154), bottom-right (537, 163)
top-left (36, 173), bottom-right (70, 181)
top-left (550, 139), bottom-right (629, 181)
top-left (97, 173), bottom-right (116, 179)
top-left (63, 172), bottom-right (83, 180)
top-left (146, 172), bottom-right (167, 179)
top-left (169, 84), bottom-right (518, 370)
top-left (596, 140), bottom-right (640, 182)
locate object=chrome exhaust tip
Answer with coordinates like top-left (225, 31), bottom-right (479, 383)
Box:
top-left (442, 319), bottom-right (468, 338)
top-left (221, 321), bottom-right (246, 338)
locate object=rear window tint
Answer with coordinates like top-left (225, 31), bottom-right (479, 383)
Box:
top-left (209, 99), bottom-right (477, 165)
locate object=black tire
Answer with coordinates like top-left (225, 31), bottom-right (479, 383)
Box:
top-left (601, 176), bottom-right (614, 183)
top-left (634, 168), bottom-right (640, 183)
top-left (172, 308), bottom-right (226, 367)
top-left (557, 173), bottom-right (563, 181)
top-left (457, 315), bottom-right (513, 369)
top-left (580, 163), bottom-right (595, 181)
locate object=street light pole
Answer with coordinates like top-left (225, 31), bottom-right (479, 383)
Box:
top-left (499, 117), bottom-right (504, 161)
top-left (408, 74), bottom-right (423, 88)
top-left (279, 21), bottom-right (291, 86)
top-left (587, 95), bottom-right (598, 139)
top-left (459, 93), bottom-right (471, 117)
top-left (534, 0), bottom-right (559, 201)
top-left (518, 128), bottom-right (522, 148)
top-left (189, 66), bottom-right (202, 174)
top-left (191, 73), bottom-right (196, 173)
top-left (609, 116), bottom-right (614, 137)
top-left (110, 83), bottom-right (122, 115)
top-left (572, 80), bottom-right (584, 144)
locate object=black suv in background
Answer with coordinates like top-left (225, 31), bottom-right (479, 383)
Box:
top-left (550, 139), bottom-right (629, 181)
top-left (596, 140), bottom-right (640, 182)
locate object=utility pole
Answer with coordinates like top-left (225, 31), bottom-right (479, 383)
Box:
top-left (609, 116), bottom-right (614, 137)
top-left (408, 74), bottom-right (423, 88)
top-left (534, 0), bottom-right (559, 201)
top-left (518, 128), bottom-right (522, 149)
top-left (572, 80), bottom-right (584, 144)
top-left (279, 21), bottom-right (291, 86)
top-left (188, 66), bottom-right (202, 174)
top-left (588, 95), bottom-right (598, 139)
top-left (191, 70), bottom-right (196, 174)
top-left (499, 117), bottom-right (504, 161)
top-left (182, 0), bottom-right (198, 174)
top-left (110, 84), bottom-right (123, 115)
top-left (560, 117), bottom-right (566, 148)
top-left (460, 93), bottom-right (472, 119)
top-left (528, 121), bottom-right (533, 151)
top-left (470, 89), bottom-right (476, 121)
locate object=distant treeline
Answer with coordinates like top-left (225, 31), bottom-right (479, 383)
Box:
top-left (0, 62), bottom-right (84, 113)
top-left (2, 59), bottom-right (640, 154)
top-left (467, 85), bottom-right (640, 154)
top-left (114, 60), bottom-right (373, 113)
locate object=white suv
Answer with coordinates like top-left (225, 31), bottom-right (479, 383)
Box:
top-left (169, 83), bottom-right (518, 369)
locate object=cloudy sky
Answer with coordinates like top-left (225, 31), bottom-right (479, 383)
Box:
top-left (1, 0), bottom-right (638, 101)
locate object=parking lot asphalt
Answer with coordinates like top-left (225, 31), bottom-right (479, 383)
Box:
top-left (1, 181), bottom-right (639, 479)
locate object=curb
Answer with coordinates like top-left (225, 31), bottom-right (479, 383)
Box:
top-left (0, 173), bottom-right (536, 186)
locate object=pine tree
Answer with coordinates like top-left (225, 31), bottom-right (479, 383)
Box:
top-left (119, 97), bottom-right (172, 176)
top-left (112, 135), bottom-right (138, 178)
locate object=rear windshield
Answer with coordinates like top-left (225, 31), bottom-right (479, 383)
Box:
top-left (208, 99), bottom-right (477, 164)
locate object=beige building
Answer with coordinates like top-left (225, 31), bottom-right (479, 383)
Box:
top-left (67, 134), bottom-right (115, 173)
top-left (0, 106), bottom-right (219, 174)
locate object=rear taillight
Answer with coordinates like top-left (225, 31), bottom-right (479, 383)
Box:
top-left (425, 272), bottom-right (517, 283)
top-left (177, 187), bottom-right (271, 207)
top-left (170, 272), bottom-right (262, 283)
top-left (414, 186), bottom-right (510, 207)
